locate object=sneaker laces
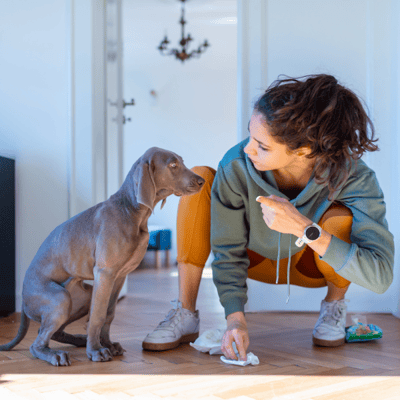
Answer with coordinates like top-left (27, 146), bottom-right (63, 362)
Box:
top-left (157, 299), bottom-right (182, 329)
top-left (319, 300), bottom-right (348, 327)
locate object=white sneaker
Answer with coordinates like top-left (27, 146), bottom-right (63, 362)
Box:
top-left (312, 299), bottom-right (348, 347)
top-left (142, 299), bottom-right (200, 351)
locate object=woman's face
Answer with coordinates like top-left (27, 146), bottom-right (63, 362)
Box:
top-left (244, 112), bottom-right (296, 172)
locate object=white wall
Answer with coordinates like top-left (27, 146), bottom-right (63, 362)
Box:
top-left (389, 0), bottom-right (400, 317)
top-left (72, 0), bottom-right (94, 215)
top-left (122, 0), bottom-right (237, 265)
top-left (240, 0), bottom-right (400, 313)
top-left (0, 1), bottom-right (71, 311)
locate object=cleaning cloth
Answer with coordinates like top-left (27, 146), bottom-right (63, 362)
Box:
top-left (190, 329), bottom-right (259, 366)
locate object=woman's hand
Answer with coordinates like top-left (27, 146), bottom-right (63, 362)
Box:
top-left (221, 312), bottom-right (249, 361)
top-left (256, 195), bottom-right (311, 237)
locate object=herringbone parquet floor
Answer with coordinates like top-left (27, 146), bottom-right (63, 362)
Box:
top-left (1, 266), bottom-right (400, 399)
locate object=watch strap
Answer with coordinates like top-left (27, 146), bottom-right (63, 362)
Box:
top-left (295, 222), bottom-right (321, 247)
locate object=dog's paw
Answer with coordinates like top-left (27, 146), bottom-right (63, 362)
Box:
top-left (51, 351), bottom-right (71, 367)
top-left (87, 347), bottom-right (113, 362)
top-left (100, 339), bottom-right (126, 356)
top-left (108, 341), bottom-right (126, 356)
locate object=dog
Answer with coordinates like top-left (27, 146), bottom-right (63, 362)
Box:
top-left (0, 147), bottom-right (205, 366)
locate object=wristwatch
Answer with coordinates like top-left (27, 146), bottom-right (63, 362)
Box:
top-left (295, 222), bottom-right (322, 247)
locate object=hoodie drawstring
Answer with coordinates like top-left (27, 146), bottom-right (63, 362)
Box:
top-left (275, 233), bottom-right (281, 284)
top-left (286, 235), bottom-right (292, 304)
top-left (276, 200), bottom-right (297, 304)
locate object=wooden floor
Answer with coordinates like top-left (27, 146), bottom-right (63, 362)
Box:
top-left (1, 266), bottom-right (400, 399)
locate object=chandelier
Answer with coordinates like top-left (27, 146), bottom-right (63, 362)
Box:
top-left (158, 0), bottom-right (210, 63)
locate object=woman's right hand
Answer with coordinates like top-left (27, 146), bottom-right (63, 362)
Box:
top-left (221, 311), bottom-right (249, 361)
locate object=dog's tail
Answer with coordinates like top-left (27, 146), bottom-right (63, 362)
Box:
top-left (0, 306), bottom-right (30, 351)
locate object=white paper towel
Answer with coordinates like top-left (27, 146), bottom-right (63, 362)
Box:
top-left (190, 329), bottom-right (259, 366)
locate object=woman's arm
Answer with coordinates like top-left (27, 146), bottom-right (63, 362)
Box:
top-left (257, 195), bottom-right (333, 257)
top-left (211, 164), bottom-right (250, 319)
top-left (320, 171), bottom-right (394, 294)
top-left (210, 163), bottom-right (252, 360)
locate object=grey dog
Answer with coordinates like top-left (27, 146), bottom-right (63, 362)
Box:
top-left (0, 147), bottom-right (205, 366)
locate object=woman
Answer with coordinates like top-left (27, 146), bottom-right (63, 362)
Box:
top-left (142, 74), bottom-right (394, 361)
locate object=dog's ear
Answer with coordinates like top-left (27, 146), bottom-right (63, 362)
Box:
top-left (160, 198), bottom-right (167, 210)
top-left (133, 159), bottom-right (156, 213)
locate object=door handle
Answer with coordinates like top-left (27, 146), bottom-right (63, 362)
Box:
top-left (108, 98), bottom-right (135, 108)
top-left (123, 98), bottom-right (135, 108)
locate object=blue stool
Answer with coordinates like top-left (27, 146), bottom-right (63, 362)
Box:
top-left (147, 225), bottom-right (172, 269)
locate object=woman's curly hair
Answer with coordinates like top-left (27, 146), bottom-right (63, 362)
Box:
top-left (253, 74), bottom-right (379, 201)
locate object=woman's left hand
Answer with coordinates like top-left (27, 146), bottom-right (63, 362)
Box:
top-left (256, 195), bottom-right (311, 237)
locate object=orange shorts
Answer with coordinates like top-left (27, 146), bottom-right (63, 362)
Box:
top-left (176, 166), bottom-right (352, 289)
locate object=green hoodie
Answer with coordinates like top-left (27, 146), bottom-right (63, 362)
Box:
top-left (210, 138), bottom-right (395, 319)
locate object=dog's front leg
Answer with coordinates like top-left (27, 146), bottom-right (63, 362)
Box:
top-left (86, 266), bottom-right (116, 362)
top-left (100, 275), bottom-right (127, 356)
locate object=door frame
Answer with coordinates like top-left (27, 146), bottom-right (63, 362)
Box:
top-left (69, 0), bottom-right (123, 219)
top-left (69, 0), bottom-right (127, 296)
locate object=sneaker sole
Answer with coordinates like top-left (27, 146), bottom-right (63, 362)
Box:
top-left (142, 332), bottom-right (199, 351)
top-left (312, 336), bottom-right (345, 347)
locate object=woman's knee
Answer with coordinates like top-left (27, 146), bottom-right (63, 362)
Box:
top-left (318, 202), bottom-right (353, 243)
top-left (319, 202), bottom-right (352, 224)
top-left (177, 166), bottom-right (216, 210)
top-left (314, 202), bottom-right (353, 287)
top-left (176, 166), bottom-right (215, 268)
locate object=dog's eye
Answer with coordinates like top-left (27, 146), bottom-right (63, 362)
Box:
top-left (170, 162), bottom-right (177, 168)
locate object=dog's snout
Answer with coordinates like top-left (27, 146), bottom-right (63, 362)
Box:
top-left (197, 177), bottom-right (205, 187)
top-left (191, 174), bottom-right (205, 189)
top-left (184, 174), bottom-right (205, 194)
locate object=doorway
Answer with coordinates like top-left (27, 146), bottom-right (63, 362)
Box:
top-left (120, 0), bottom-right (238, 272)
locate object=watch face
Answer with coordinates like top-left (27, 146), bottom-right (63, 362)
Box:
top-left (306, 226), bottom-right (320, 240)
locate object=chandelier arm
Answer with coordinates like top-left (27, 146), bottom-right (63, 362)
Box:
top-left (180, 2), bottom-right (188, 53)
top-left (188, 43), bottom-right (207, 57)
top-left (188, 49), bottom-right (200, 58)
top-left (181, 3), bottom-right (185, 42)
